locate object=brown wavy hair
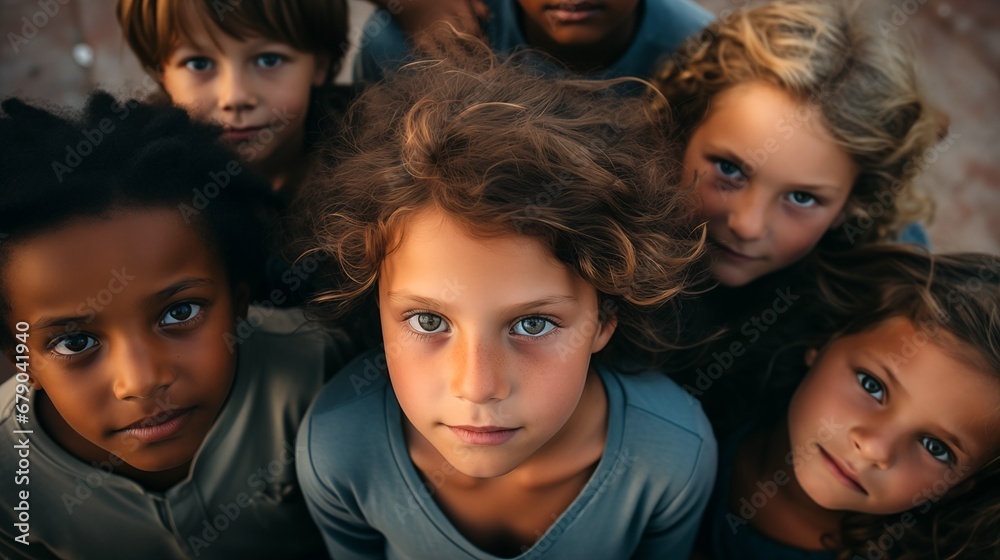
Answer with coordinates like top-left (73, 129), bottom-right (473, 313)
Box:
top-left (117, 0), bottom-right (347, 80)
top-left (290, 32), bottom-right (707, 368)
top-left (651, 0), bottom-right (941, 245)
top-left (793, 245), bottom-right (1000, 559)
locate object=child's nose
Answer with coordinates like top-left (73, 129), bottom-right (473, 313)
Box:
top-left (726, 188), bottom-right (769, 242)
top-left (850, 424), bottom-right (896, 469)
top-left (111, 335), bottom-right (176, 401)
top-left (217, 66), bottom-right (257, 113)
top-left (448, 335), bottom-right (510, 404)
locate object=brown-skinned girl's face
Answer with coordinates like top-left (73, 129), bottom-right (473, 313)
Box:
top-left (4, 208), bottom-right (244, 474)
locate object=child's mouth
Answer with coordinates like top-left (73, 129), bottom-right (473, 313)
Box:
top-left (222, 126), bottom-right (265, 142)
top-left (115, 407), bottom-right (196, 444)
top-left (819, 446), bottom-right (868, 494)
top-left (448, 425), bottom-right (521, 446)
top-left (545, 2), bottom-right (605, 23)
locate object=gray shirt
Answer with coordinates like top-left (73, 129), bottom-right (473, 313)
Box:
top-left (297, 350), bottom-right (717, 559)
top-left (0, 307), bottom-right (338, 559)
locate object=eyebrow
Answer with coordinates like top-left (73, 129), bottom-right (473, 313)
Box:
top-left (864, 350), bottom-right (907, 400)
top-left (33, 278), bottom-right (215, 331)
top-left (149, 278), bottom-right (215, 305)
top-left (936, 427), bottom-right (969, 460)
top-left (386, 292), bottom-right (578, 315)
top-left (34, 314), bottom-right (93, 331)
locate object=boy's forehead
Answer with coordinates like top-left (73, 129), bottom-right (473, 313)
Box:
top-left (167, 1), bottom-right (285, 55)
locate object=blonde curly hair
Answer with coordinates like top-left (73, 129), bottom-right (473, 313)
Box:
top-left (652, 0), bottom-right (941, 245)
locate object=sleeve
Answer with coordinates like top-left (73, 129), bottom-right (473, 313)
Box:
top-left (631, 431), bottom-right (718, 560)
top-left (296, 414), bottom-right (386, 560)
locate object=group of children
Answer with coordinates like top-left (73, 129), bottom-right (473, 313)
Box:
top-left (0, 0), bottom-right (996, 559)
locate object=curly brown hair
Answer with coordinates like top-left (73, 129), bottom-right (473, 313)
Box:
top-left (291, 32), bottom-right (707, 368)
top-left (798, 246), bottom-right (1000, 560)
top-left (651, 0), bottom-right (941, 245)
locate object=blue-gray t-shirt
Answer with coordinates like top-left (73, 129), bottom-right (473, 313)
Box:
top-left (297, 350), bottom-right (717, 559)
top-left (353, 0), bottom-right (713, 83)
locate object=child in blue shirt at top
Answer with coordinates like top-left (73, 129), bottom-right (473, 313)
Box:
top-left (293, 35), bottom-right (716, 560)
top-left (354, 0), bottom-right (712, 83)
top-left (695, 245), bottom-right (1000, 560)
top-left (0, 94), bottom-right (344, 559)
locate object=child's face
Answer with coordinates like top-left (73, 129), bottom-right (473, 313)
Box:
top-left (4, 209), bottom-right (241, 473)
top-left (160, 17), bottom-right (326, 172)
top-left (518, 0), bottom-right (640, 47)
top-left (787, 316), bottom-right (1000, 515)
top-left (684, 81), bottom-right (856, 287)
top-left (377, 206), bottom-right (616, 478)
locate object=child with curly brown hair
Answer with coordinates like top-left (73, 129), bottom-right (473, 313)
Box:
top-left (293, 37), bottom-right (716, 559)
top-left (696, 245), bottom-right (1000, 560)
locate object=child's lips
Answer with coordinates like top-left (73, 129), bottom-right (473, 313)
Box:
top-left (545, 2), bottom-right (605, 23)
top-left (819, 446), bottom-right (868, 494)
top-left (222, 126), bottom-right (265, 142)
top-left (114, 407), bottom-right (196, 443)
top-left (710, 239), bottom-right (762, 262)
top-left (448, 425), bottom-right (521, 446)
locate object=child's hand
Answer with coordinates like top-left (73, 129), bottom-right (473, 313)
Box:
top-left (371, 0), bottom-right (490, 39)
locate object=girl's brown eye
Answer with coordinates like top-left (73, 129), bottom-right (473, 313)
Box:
top-left (51, 334), bottom-right (98, 356)
top-left (161, 302), bottom-right (202, 325)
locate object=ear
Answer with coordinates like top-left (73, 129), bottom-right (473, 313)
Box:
top-left (312, 54), bottom-right (332, 87)
top-left (589, 314), bottom-right (618, 354)
top-left (804, 348), bottom-right (818, 367)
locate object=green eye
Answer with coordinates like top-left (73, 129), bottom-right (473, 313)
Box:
top-left (511, 317), bottom-right (555, 337)
top-left (407, 313), bottom-right (447, 333)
